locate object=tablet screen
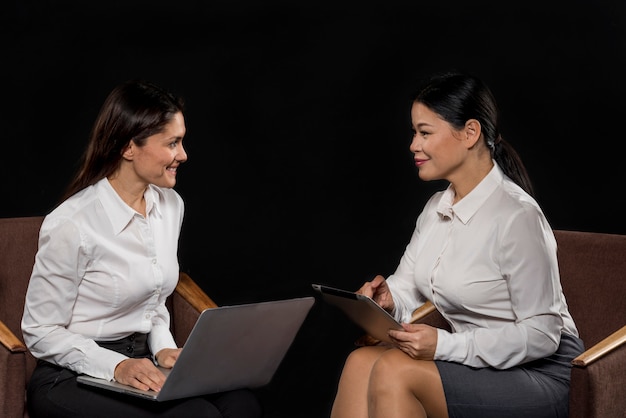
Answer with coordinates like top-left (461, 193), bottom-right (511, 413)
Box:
top-left (312, 283), bottom-right (402, 343)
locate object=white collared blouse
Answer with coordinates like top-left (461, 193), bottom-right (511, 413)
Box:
top-left (386, 163), bottom-right (579, 369)
top-left (22, 178), bottom-right (183, 380)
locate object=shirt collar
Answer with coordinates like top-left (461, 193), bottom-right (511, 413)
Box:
top-left (437, 161), bottom-right (503, 224)
top-left (95, 179), bottom-right (163, 235)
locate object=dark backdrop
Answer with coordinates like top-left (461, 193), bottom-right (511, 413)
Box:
top-left (2, 1), bottom-right (625, 417)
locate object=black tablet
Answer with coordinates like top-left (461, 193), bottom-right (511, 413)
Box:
top-left (312, 283), bottom-right (402, 343)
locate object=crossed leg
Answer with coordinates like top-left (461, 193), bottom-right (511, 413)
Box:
top-left (331, 345), bottom-right (449, 418)
top-left (331, 345), bottom-right (389, 418)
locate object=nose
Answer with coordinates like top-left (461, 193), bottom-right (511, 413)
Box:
top-left (177, 143), bottom-right (188, 163)
top-left (409, 133), bottom-right (422, 153)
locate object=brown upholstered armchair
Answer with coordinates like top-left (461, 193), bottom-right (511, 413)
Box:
top-left (357, 230), bottom-right (626, 418)
top-left (0, 216), bottom-right (218, 418)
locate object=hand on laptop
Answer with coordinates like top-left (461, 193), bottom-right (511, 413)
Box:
top-left (155, 347), bottom-right (182, 368)
top-left (114, 357), bottom-right (167, 392)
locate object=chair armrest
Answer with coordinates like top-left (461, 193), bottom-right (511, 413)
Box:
top-left (169, 272), bottom-right (218, 347)
top-left (569, 328), bottom-right (626, 418)
top-left (571, 325), bottom-right (626, 367)
top-left (175, 272), bottom-right (218, 312)
top-left (409, 301), bottom-right (436, 323)
top-left (0, 320), bottom-right (26, 353)
top-left (0, 320), bottom-right (28, 418)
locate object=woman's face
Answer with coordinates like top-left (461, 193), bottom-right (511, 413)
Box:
top-left (409, 102), bottom-right (467, 183)
top-left (129, 111), bottom-right (187, 189)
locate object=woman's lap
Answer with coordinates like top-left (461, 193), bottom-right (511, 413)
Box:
top-left (27, 360), bottom-right (262, 418)
top-left (436, 333), bottom-right (584, 418)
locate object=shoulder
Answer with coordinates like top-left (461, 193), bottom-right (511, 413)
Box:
top-left (497, 176), bottom-right (543, 217)
top-left (148, 185), bottom-right (185, 222)
top-left (150, 185), bottom-right (183, 205)
top-left (42, 185), bottom-right (100, 231)
top-left (492, 177), bottom-right (554, 244)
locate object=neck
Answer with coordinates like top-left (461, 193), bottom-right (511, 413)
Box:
top-left (107, 175), bottom-right (147, 216)
top-left (451, 157), bottom-right (494, 204)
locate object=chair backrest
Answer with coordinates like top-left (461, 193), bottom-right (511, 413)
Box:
top-left (0, 216), bottom-right (44, 381)
top-left (554, 229), bottom-right (626, 348)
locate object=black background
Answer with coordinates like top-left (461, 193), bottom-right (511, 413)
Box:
top-left (2, 1), bottom-right (625, 416)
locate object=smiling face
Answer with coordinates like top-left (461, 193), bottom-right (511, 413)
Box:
top-left (125, 111), bottom-right (187, 189)
top-left (409, 102), bottom-right (469, 183)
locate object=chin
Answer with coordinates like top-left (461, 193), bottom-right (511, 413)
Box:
top-left (154, 180), bottom-right (177, 189)
top-left (417, 171), bottom-right (433, 181)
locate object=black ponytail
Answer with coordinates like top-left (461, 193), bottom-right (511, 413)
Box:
top-left (414, 72), bottom-right (534, 197)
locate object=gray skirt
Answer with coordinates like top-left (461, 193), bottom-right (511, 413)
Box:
top-left (436, 332), bottom-right (584, 418)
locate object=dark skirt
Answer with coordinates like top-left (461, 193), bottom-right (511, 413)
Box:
top-left (27, 333), bottom-right (262, 418)
top-left (436, 332), bottom-right (584, 418)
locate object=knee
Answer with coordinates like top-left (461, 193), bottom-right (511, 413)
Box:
top-left (343, 347), bottom-right (367, 369)
top-left (369, 350), bottom-right (404, 392)
top-left (341, 347), bottom-right (378, 376)
top-left (217, 389), bottom-right (263, 418)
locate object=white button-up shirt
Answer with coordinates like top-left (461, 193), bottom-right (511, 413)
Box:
top-left (22, 178), bottom-right (183, 380)
top-left (387, 163), bottom-right (579, 369)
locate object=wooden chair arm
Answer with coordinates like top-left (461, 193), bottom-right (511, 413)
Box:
top-left (0, 320), bottom-right (26, 353)
top-left (175, 272), bottom-right (219, 312)
top-left (409, 301), bottom-right (436, 323)
top-left (571, 325), bottom-right (626, 367)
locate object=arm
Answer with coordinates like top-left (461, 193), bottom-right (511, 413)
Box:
top-left (21, 218), bottom-right (128, 380)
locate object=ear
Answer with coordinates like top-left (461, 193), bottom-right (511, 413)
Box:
top-left (463, 119), bottom-right (482, 149)
top-left (121, 141), bottom-right (135, 160)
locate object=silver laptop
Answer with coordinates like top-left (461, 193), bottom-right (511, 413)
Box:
top-left (312, 284), bottom-right (402, 343)
top-left (77, 297), bottom-right (315, 401)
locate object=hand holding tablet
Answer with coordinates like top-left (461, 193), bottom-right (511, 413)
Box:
top-left (312, 283), bottom-right (402, 344)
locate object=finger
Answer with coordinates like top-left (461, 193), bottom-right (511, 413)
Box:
top-left (372, 275), bottom-right (386, 287)
top-left (128, 377), bottom-right (152, 391)
top-left (389, 329), bottom-right (410, 340)
top-left (395, 343), bottom-right (415, 358)
top-left (357, 282), bottom-right (374, 297)
top-left (131, 370), bottom-right (165, 392)
top-left (402, 322), bottom-right (419, 331)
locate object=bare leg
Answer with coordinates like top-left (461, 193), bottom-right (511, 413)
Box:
top-left (369, 349), bottom-right (449, 418)
top-left (330, 345), bottom-right (390, 418)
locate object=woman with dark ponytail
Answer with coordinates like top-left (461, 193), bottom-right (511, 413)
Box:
top-left (330, 72), bottom-right (583, 418)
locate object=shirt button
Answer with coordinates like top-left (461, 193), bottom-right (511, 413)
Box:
top-left (152, 259), bottom-right (157, 264)
top-left (145, 314), bottom-right (150, 319)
